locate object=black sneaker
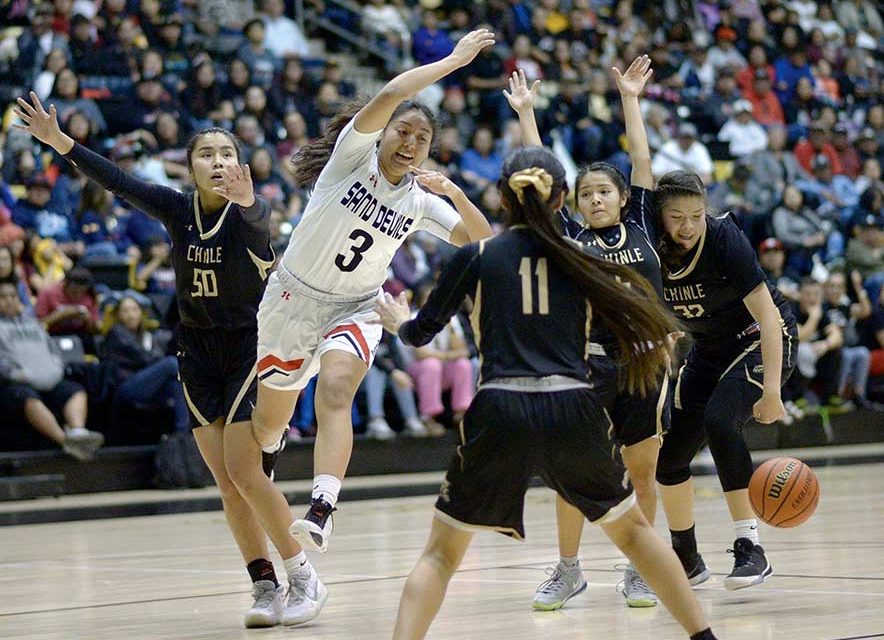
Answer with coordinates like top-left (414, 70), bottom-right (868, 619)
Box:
top-left (261, 429), bottom-right (288, 481)
top-left (724, 537), bottom-right (772, 590)
top-left (289, 497), bottom-right (337, 553)
top-left (680, 552), bottom-right (712, 586)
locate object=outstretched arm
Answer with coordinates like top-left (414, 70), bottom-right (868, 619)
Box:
top-left (355, 30), bottom-right (495, 134)
top-left (503, 69), bottom-right (543, 147)
top-left (409, 167), bottom-right (493, 246)
top-left (612, 56), bottom-right (654, 189)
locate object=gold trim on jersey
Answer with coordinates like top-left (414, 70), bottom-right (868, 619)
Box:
top-left (193, 192), bottom-right (232, 241)
top-left (469, 239), bottom-right (487, 385)
top-left (666, 223), bottom-right (707, 281)
top-left (181, 380), bottom-right (210, 426)
top-left (226, 364), bottom-right (257, 425)
top-left (593, 223), bottom-right (628, 251)
top-left (433, 508), bottom-right (524, 542)
top-left (247, 245), bottom-right (276, 281)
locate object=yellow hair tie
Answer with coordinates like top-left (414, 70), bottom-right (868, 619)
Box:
top-left (508, 167), bottom-right (553, 204)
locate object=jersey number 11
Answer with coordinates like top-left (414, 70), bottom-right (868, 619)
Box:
top-left (519, 257), bottom-right (549, 315)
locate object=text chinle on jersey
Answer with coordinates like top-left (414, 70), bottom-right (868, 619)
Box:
top-left (340, 180), bottom-right (415, 240)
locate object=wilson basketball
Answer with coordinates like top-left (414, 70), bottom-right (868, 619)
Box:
top-left (749, 457), bottom-right (820, 528)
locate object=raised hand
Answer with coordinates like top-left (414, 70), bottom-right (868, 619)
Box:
top-left (13, 91), bottom-right (71, 152)
top-left (449, 29), bottom-right (496, 68)
top-left (409, 165), bottom-right (459, 198)
top-left (503, 69), bottom-right (541, 115)
top-left (612, 55), bottom-right (654, 98)
top-left (211, 163), bottom-right (256, 207)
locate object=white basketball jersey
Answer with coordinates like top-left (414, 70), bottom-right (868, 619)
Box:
top-left (281, 120), bottom-right (461, 298)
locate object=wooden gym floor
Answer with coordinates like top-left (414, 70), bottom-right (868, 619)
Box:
top-left (1, 462), bottom-right (883, 640)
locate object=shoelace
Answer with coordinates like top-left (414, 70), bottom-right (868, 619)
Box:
top-left (727, 544), bottom-right (752, 569)
top-left (537, 566), bottom-right (568, 594)
top-left (308, 500), bottom-right (337, 524)
top-left (614, 564), bottom-right (651, 596)
top-left (252, 583), bottom-right (278, 609)
top-left (288, 572), bottom-right (314, 605)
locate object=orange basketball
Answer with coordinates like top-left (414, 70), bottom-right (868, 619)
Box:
top-left (748, 457), bottom-right (820, 528)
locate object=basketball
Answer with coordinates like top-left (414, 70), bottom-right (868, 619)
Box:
top-left (749, 457), bottom-right (820, 528)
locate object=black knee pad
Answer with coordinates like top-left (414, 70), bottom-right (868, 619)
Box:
top-left (656, 464), bottom-right (693, 487)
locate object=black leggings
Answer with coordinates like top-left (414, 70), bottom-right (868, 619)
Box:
top-left (657, 338), bottom-right (795, 492)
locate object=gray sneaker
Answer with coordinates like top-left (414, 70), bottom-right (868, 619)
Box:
top-left (532, 561), bottom-right (587, 611)
top-left (618, 565), bottom-right (657, 607)
top-left (62, 427), bottom-right (104, 461)
top-left (244, 580), bottom-right (284, 628)
top-left (281, 565), bottom-right (328, 626)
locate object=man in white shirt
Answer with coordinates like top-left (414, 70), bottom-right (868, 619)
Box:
top-left (261, 0), bottom-right (310, 59)
top-left (718, 99), bottom-right (768, 158)
top-left (651, 123), bottom-right (714, 185)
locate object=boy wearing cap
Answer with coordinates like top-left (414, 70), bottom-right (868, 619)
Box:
top-left (758, 238), bottom-right (799, 301)
top-left (651, 123), bottom-right (713, 184)
top-left (744, 68), bottom-right (785, 126)
top-left (795, 121), bottom-right (843, 174)
top-left (718, 99), bottom-right (768, 157)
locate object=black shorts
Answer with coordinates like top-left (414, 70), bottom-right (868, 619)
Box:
top-left (176, 325), bottom-right (258, 430)
top-left (434, 385), bottom-right (635, 540)
top-left (674, 329), bottom-right (797, 414)
top-left (0, 379), bottom-right (83, 425)
top-left (590, 354), bottom-right (671, 448)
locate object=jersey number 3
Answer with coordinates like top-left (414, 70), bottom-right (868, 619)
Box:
top-left (336, 229), bottom-right (374, 272)
top-left (192, 268), bottom-right (218, 297)
top-left (519, 257), bottom-right (549, 315)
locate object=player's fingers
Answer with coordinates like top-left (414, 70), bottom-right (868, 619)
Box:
top-left (30, 92), bottom-right (48, 116)
top-left (519, 68), bottom-right (527, 86)
top-left (12, 108), bottom-right (31, 123)
top-left (531, 80), bottom-right (541, 93)
top-left (16, 97), bottom-right (36, 115)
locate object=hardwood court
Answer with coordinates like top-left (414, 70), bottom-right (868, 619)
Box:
top-left (1, 463), bottom-right (883, 640)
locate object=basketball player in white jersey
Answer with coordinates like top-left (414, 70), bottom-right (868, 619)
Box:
top-left (251, 29), bottom-right (496, 555)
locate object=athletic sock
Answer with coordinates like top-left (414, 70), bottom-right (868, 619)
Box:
top-left (734, 518), bottom-right (759, 545)
top-left (560, 555), bottom-right (580, 568)
top-left (690, 628), bottom-right (717, 640)
top-left (312, 474), bottom-right (342, 508)
top-left (246, 558), bottom-right (278, 587)
top-left (670, 524), bottom-right (699, 560)
top-left (283, 551), bottom-right (310, 577)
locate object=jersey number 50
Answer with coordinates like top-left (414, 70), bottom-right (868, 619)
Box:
top-left (335, 229), bottom-right (374, 272)
top-left (192, 268), bottom-right (218, 297)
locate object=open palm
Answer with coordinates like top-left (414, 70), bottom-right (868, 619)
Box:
top-left (450, 29), bottom-right (496, 68)
top-left (13, 92), bottom-right (63, 147)
top-left (612, 55), bottom-right (653, 97)
top-left (503, 69), bottom-right (541, 113)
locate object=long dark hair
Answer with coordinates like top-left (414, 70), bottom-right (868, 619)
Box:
top-left (500, 147), bottom-right (678, 395)
top-left (290, 98), bottom-right (437, 188)
top-left (654, 170), bottom-right (706, 268)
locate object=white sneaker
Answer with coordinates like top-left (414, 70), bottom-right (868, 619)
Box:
top-left (532, 561), bottom-right (587, 611)
top-left (282, 566), bottom-right (328, 626)
top-left (403, 417), bottom-right (428, 437)
top-left (244, 580), bottom-right (285, 628)
top-left (62, 427), bottom-right (104, 461)
top-left (290, 498), bottom-right (336, 553)
top-left (366, 417), bottom-right (396, 440)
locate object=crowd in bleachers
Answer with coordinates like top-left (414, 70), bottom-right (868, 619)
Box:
top-left (0, 0), bottom-right (881, 458)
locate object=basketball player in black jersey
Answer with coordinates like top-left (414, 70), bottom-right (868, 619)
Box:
top-left (14, 92), bottom-right (325, 628)
top-left (374, 147), bottom-right (720, 640)
top-left (650, 170), bottom-right (798, 591)
top-left (506, 58), bottom-right (672, 608)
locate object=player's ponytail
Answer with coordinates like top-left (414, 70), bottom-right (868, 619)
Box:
top-left (290, 98), bottom-right (437, 188)
top-left (500, 147), bottom-right (678, 395)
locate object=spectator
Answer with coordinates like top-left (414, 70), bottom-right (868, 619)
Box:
top-left (459, 126), bottom-right (505, 197)
top-left (102, 295), bottom-right (189, 433)
top-left (795, 122), bottom-right (844, 174)
top-left (35, 266), bottom-right (99, 350)
top-left (362, 0), bottom-right (413, 72)
top-left (249, 147), bottom-right (295, 216)
top-left (405, 287), bottom-right (474, 435)
top-left (220, 58), bottom-right (252, 117)
top-left (855, 127), bottom-right (880, 166)
top-left (73, 181), bottom-right (121, 258)
top-left (13, 2), bottom-right (70, 86)
top-left (748, 125), bottom-right (811, 213)
top-left (743, 67), bottom-right (785, 126)
top-left (772, 184), bottom-right (830, 276)
top-left (268, 56), bottom-right (319, 136)
top-left (12, 174), bottom-right (79, 257)
top-left (794, 277), bottom-right (846, 411)
top-left (832, 122), bottom-right (862, 179)
top-left (795, 154), bottom-right (860, 226)
top-left (773, 46), bottom-right (814, 105)
top-left (276, 110), bottom-right (310, 164)
top-left (758, 237), bottom-right (799, 302)
top-left (28, 236), bottom-right (72, 294)
top-left (391, 235), bottom-right (431, 291)
top-left (707, 25), bottom-right (747, 75)
top-left (737, 45), bottom-right (775, 95)
top-left (412, 9), bottom-right (455, 67)
top-left (0, 244), bottom-right (34, 314)
top-left (33, 47), bottom-right (70, 102)
top-left (504, 34), bottom-right (544, 81)
top-left (717, 99), bottom-right (768, 158)
top-left (464, 33), bottom-right (508, 124)
top-left (154, 15), bottom-right (191, 87)
top-left (47, 68), bottom-right (108, 134)
top-left (181, 61), bottom-right (229, 130)
top-left (854, 158), bottom-right (881, 196)
top-left (236, 18), bottom-right (280, 90)
top-left (320, 59), bottom-right (356, 100)
top-left (260, 0), bottom-right (310, 59)
top-left (651, 122), bottom-right (714, 185)
top-left (824, 270), bottom-right (873, 406)
top-left (0, 281), bottom-right (102, 460)
top-left (363, 332), bottom-right (428, 439)
top-left (846, 213), bottom-right (884, 292)
top-left (707, 162), bottom-right (768, 245)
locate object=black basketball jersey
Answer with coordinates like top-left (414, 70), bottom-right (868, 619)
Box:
top-left (398, 227), bottom-right (593, 383)
top-left (660, 213), bottom-right (793, 358)
top-left (66, 143), bottom-right (273, 330)
top-left (561, 186), bottom-right (664, 351)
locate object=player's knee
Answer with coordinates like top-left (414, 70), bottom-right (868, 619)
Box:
top-left (630, 466), bottom-right (657, 497)
top-left (315, 375), bottom-right (359, 413)
top-left (656, 462), bottom-right (692, 487)
top-left (224, 455), bottom-right (262, 494)
top-left (424, 542), bottom-right (462, 577)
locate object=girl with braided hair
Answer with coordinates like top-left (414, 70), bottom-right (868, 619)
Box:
top-left (373, 146), bottom-right (720, 640)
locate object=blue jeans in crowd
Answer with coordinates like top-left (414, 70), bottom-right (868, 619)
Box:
top-left (116, 356), bottom-right (189, 432)
top-left (363, 366), bottom-right (419, 423)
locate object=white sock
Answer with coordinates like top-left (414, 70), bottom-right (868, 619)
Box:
top-left (734, 519), bottom-right (759, 545)
top-left (312, 474), bottom-right (342, 508)
top-left (560, 555), bottom-right (580, 567)
top-left (283, 551), bottom-right (310, 577)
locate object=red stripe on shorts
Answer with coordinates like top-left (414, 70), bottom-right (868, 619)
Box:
top-left (258, 354), bottom-right (305, 374)
top-left (324, 323), bottom-right (370, 364)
